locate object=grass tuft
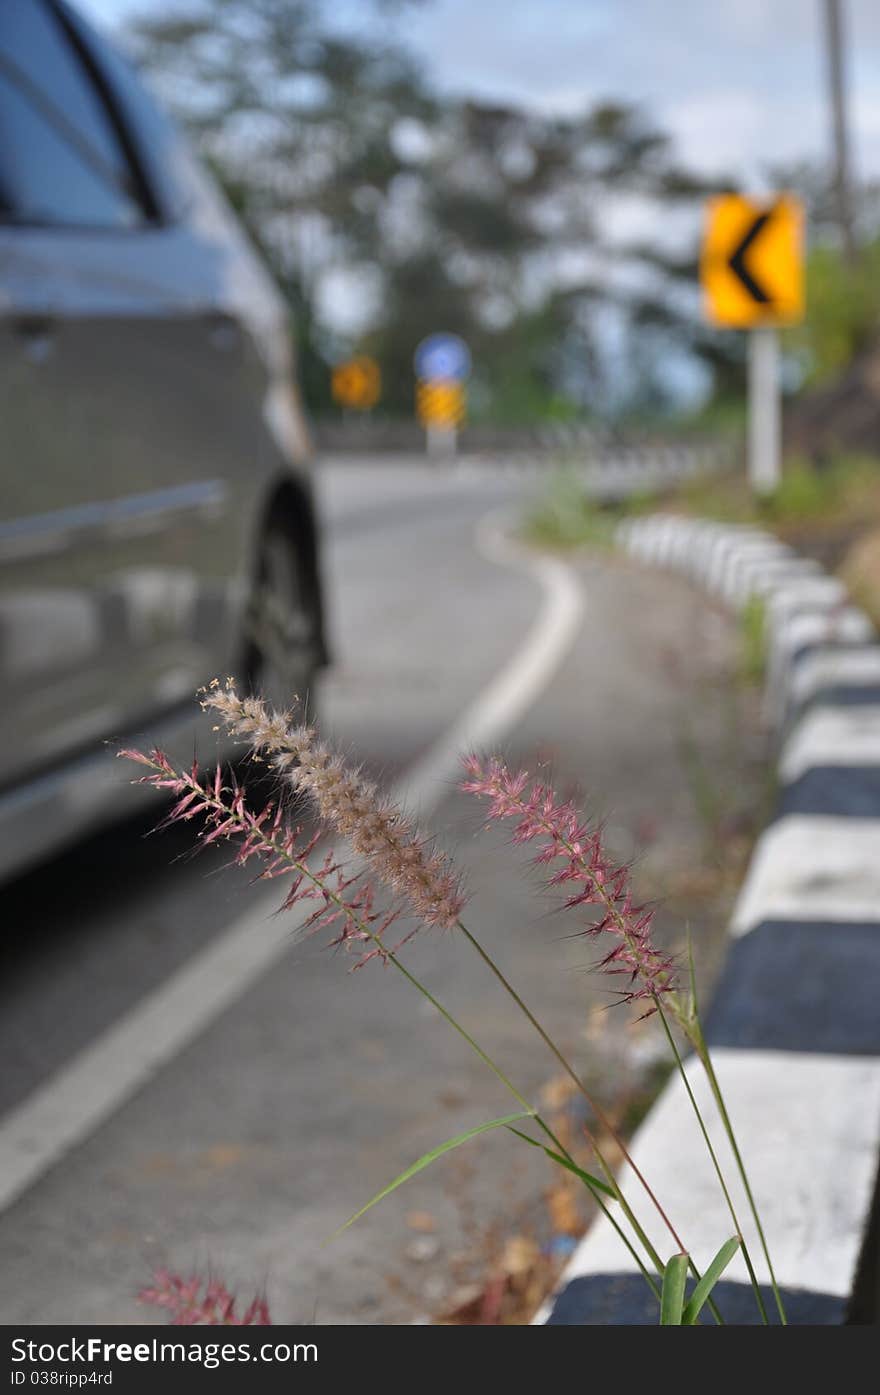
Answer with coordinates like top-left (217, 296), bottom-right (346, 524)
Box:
top-left (521, 469), bottom-right (617, 549)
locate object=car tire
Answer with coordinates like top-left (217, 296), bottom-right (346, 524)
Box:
top-left (243, 521), bottom-right (320, 719)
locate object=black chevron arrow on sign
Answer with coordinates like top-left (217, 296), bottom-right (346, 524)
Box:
top-left (728, 209), bottom-right (773, 303)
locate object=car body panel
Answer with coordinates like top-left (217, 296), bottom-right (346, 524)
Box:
top-left (0, 0), bottom-right (325, 879)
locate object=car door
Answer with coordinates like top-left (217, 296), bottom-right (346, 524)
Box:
top-left (0, 0), bottom-right (267, 789)
top-left (0, 0), bottom-right (158, 785)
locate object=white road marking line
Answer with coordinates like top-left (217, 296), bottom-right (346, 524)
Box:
top-left (731, 813), bottom-right (880, 936)
top-left (396, 510), bottom-right (583, 809)
top-left (0, 507), bottom-right (582, 1215)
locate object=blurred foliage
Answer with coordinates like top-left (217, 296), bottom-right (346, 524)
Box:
top-left (613, 393), bottom-right (747, 445)
top-left (127, 0), bottom-right (737, 421)
top-left (523, 452), bottom-right (880, 555)
top-left (765, 157), bottom-right (880, 251)
top-left (840, 525), bottom-right (880, 631)
top-left (738, 597), bottom-right (766, 687)
top-left (663, 396), bottom-right (747, 442)
top-left (520, 470), bottom-right (618, 549)
top-left (764, 455), bottom-right (841, 520)
top-left (763, 158), bottom-right (880, 393)
top-left (672, 451), bottom-right (880, 527)
top-left (785, 237), bottom-right (880, 387)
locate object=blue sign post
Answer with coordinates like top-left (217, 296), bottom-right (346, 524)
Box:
top-left (414, 334), bottom-right (470, 458)
top-left (414, 334), bottom-right (471, 383)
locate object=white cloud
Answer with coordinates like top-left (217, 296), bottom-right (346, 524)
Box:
top-left (386, 0), bottom-right (880, 183)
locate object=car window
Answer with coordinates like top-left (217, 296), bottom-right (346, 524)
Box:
top-left (56, 0), bottom-right (193, 222)
top-left (0, 0), bottom-right (144, 227)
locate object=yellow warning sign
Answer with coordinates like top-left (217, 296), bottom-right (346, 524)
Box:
top-left (416, 378), bottom-right (466, 427)
top-left (332, 356), bottom-right (381, 410)
top-left (700, 194), bottom-right (805, 328)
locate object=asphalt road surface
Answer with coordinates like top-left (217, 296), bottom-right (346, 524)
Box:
top-left (0, 456), bottom-right (764, 1324)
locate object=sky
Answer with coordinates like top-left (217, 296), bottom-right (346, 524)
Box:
top-left (78, 0), bottom-right (880, 189)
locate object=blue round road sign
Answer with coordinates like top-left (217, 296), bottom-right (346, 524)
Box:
top-left (414, 333), bottom-right (471, 382)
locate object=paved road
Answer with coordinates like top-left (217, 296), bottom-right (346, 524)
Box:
top-left (0, 458), bottom-right (760, 1324)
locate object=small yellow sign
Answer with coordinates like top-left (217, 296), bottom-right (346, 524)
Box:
top-left (416, 378), bottom-right (466, 427)
top-left (700, 194), bottom-right (805, 328)
top-left (332, 356), bottom-right (381, 411)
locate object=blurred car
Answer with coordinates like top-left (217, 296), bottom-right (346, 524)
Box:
top-left (0, 0), bottom-right (327, 880)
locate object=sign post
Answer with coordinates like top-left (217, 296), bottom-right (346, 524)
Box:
top-left (414, 334), bottom-right (471, 457)
top-left (700, 194), bottom-right (804, 495)
top-left (748, 327), bottom-right (781, 495)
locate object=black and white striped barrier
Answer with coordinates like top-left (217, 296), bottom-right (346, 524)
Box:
top-left (451, 443), bottom-right (732, 496)
top-left (541, 514), bottom-right (880, 1325)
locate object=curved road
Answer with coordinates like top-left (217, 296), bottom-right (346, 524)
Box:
top-left (0, 458), bottom-right (756, 1324)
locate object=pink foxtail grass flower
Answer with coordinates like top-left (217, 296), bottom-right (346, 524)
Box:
top-left (191, 691), bottom-right (713, 1283)
top-left (119, 732), bottom-right (673, 1307)
top-left (123, 698), bottom-right (754, 1323)
top-left (193, 692), bottom-right (697, 1277)
top-left (201, 681), bottom-right (466, 931)
top-left (460, 754), bottom-right (676, 1011)
top-left (138, 1269), bottom-right (270, 1326)
top-left (461, 754), bottom-right (783, 1326)
top-left (118, 747), bottom-right (411, 966)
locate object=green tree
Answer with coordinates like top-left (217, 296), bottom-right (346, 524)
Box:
top-left (764, 160), bottom-right (880, 391)
top-left (129, 1), bottom-right (730, 421)
top-left (783, 236), bottom-right (880, 387)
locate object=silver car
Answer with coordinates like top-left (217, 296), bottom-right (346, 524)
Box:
top-left (0, 0), bottom-right (327, 879)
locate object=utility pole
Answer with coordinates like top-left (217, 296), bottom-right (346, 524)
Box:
top-left (823, 0), bottom-right (857, 264)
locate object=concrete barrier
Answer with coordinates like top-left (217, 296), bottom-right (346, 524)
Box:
top-left (541, 514), bottom-right (880, 1325)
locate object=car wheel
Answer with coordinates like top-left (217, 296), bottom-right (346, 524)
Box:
top-left (243, 523), bottom-right (319, 718)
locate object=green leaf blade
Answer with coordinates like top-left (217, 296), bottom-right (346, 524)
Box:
top-left (506, 1128), bottom-right (616, 1198)
top-left (660, 1252), bottom-right (690, 1325)
top-left (332, 1110), bottom-right (534, 1237)
top-left (682, 1237), bottom-right (741, 1324)
top-left (540, 1148), bottom-right (616, 1198)
top-left (505, 1125), bottom-right (542, 1148)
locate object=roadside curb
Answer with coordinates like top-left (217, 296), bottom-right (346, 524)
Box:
top-left (541, 513), bottom-right (880, 1325)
